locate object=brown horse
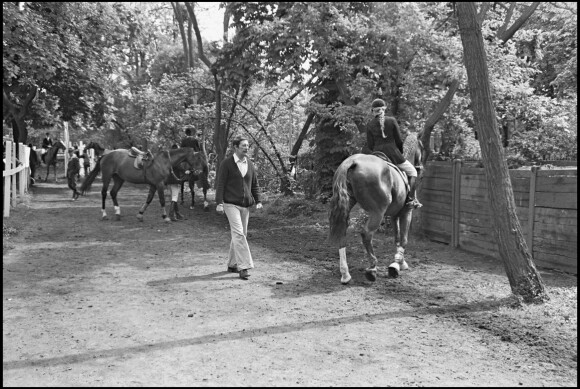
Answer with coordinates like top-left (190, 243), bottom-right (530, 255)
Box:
top-left (80, 147), bottom-right (207, 222)
top-left (85, 141), bottom-right (109, 158)
top-left (36, 140), bottom-right (67, 182)
top-left (328, 153), bottom-right (414, 284)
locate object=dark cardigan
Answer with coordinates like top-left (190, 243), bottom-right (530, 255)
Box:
top-left (215, 155), bottom-right (261, 208)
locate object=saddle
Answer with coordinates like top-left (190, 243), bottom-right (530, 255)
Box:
top-left (129, 147), bottom-right (152, 170)
top-left (371, 151), bottom-right (410, 193)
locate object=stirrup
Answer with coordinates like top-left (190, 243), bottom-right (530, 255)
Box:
top-left (405, 198), bottom-right (423, 209)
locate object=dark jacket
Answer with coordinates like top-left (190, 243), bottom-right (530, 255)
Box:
top-left (42, 137), bottom-right (53, 149)
top-left (366, 116), bottom-right (406, 164)
top-left (67, 156), bottom-right (80, 177)
top-left (180, 136), bottom-right (200, 152)
top-left (215, 155), bottom-right (260, 208)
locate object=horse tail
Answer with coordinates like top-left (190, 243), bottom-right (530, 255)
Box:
top-left (328, 157), bottom-right (356, 247)
top-left (80, 156), bottom-right (102, 195)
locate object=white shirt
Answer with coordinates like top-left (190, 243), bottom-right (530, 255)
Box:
top-left (233, 153), bottom-right (248, 177)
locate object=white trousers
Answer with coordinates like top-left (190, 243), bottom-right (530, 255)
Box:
top-left (168, 184), bottom-right (180, 201)
top-left (397, 159), bottom-right (417, 177)
top-left (224, 203), bottom-right (254, 271)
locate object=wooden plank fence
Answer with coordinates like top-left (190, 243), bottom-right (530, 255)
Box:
top-left (420, 161), bottom-right (577, 274)
top-left (3, 140), bottom-right (31, 218)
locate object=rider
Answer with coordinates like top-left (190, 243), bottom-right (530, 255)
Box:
top-left (180, 125), bottom-right (208, 191)
top-left (364, 98), bottom-right (422, 208)
top-left (41, 132), bottom-right (53, 163)
top-left (180, 126), bottom-right (201, 152)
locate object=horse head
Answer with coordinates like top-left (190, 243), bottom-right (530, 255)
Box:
top-left (182, 148), bottom-right (207, 177)
top-left (54, 140), bottom-right (67, 151)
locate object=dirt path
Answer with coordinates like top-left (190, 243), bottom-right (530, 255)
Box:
top-left (3, 177), bottom-right (577, 386)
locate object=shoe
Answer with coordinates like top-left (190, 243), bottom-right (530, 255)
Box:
top-left (227, 266), bottom-right (239, 273)
top-left (239, 269), bottom-right (250, 280)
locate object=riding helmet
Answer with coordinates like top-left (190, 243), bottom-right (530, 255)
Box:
top-left (371, 98), bottom-right (386, 108)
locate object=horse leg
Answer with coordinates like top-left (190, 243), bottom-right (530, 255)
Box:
top-left (137, 185), bottom-right (156, 221)
top-left (157, 185), bottom-right (171, 223)
top-left (336, 197), bottom-right (357, 285)
top-left (339, 247), bottom-right (352, 285)
top-left (388, 209), bottom-right (412, 278)
top-left (189, 178), bottom-right (195, 210)
top-left (180, 181), bottom-right (185, 205)
top-left (202, 186), bottom-right (209, 211)
top-left (109, 177), bottom-right (125, 221)
top-left (101, 178), bottom-right (111, 220)
top-left (361, 211), bottom-right (384, 282)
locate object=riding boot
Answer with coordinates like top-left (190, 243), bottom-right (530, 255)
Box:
top-left (406, 176), bottom-right (423, 209)
top-left (169, 201), bottom-right (177, 221)
top-left (175, 202), bottom-right (187, 220)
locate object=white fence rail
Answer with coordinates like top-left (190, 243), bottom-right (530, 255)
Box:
top-left (3, 140), bottom-right (31, 218)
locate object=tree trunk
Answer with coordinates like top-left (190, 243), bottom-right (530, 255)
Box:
top-left (420, 79), bottom-right (460, 165)
top-left (457, 2), bottom-right (547, 304)
top-left (170, 2), bottom-right (190, 69)
top-left (288, 112), bottom-right (315, 170)
top-left (499, 2), bottom-right (541, 43)
top-left (3, 85), bottom-right (37, 146)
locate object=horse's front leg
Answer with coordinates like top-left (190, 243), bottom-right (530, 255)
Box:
top-left (137, 185), bottom-right (156, 221)
top-left (361, 211), bottom-right (383, 282)
top-left (388, 209), bottom-right (412, 278)
top-left (157, 184), bottom-right (171, 223)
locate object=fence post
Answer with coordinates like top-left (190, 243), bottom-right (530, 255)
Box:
top-left (451, 159), bottom-right (462, 248)
top-left (526, 166), bottom-right (538, 255)
top-left (4, 141), bottom-right (13, 217)
top-left (19, 143), bottom-right (27, 196)
top-left (11, 141), bottom-right (17, 207)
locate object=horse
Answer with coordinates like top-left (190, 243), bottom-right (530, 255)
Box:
top-left (179, 163), bottom-right (210, 211)
top-left (85, 141), bottom-right (109, 158)
top-left (36, 140), bottom-right (67, 182)
top-left (28, 146), bottom-right (40, 185)
top-left (328, 153), bottom-right (414, 284)
top-left (80, 147), bottom-right (207, 222)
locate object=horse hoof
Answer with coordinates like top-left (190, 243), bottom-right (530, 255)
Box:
top-left (364, 269), bottom-right (377, 282)
top-left (341, 274), bottom-right (352, 285)
top-left (101, 216), bottom-right (109, 221)
top-left (388, 263), bottom-right (400, 278)
top-left (189, 206), bottom-right (194, 210)
top-left (136, 214), bottom-right (143, 221)
top-left (164, 217), bottom-right (171, 223)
